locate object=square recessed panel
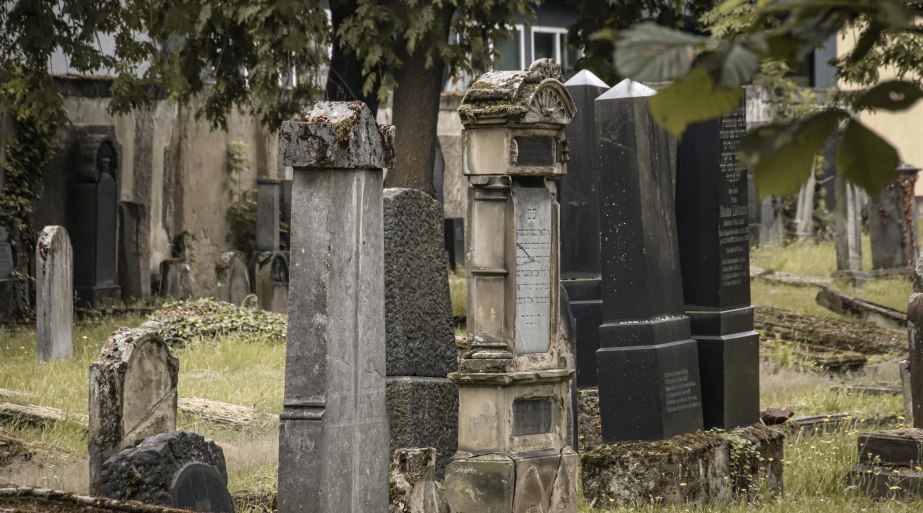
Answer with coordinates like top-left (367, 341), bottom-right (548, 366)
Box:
top-left (515, 136), bottom-right (556, 167)
top-left (513, 397), bottom-right (554, 436)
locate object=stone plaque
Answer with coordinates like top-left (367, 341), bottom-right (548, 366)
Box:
top-left (513, 187), bottom-right (553, 354)
top-left (718, 109), bottom-right (749, 300)
top-left (513, 397), bottom-right (554, 436)
top-left (514, 136), bottom-right (556, 167)
top-left (170, 462), bottom-right (235, 513)
top-left (0, 225), bottom-right (12, 279)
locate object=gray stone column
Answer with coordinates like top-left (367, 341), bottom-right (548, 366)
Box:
top-left (36, 226), bottom-right (73, 361)
top-left (833, 175), bottom-right (867, 283)
top-left (256, 178), bottom-right (281, 252)
top-left (277, 102), bottom-right (394, 513)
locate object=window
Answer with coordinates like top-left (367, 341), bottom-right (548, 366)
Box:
top-left (494, 25), bottom-right (526, 71)
top-left (530, 26), bottom-right (577, 72)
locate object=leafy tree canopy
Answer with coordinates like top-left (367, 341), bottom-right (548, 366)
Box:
top-left (610, 0), bottom-right (923, 197)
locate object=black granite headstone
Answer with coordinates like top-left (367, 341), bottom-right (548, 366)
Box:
top-left (560, 70), bottom-right (609, 388)
top-left (594, 80), bottom-right (704, 441)
top-left (0, 225), bottom-right (12, 280)
top-left (675, 107), bottom-right (760, 429)
top-left (70, 130), bottom-right (121, 307)
top-left (444, 218), bottom-right (465, 271)
top-left (169, 462), bottom-right (235, 513)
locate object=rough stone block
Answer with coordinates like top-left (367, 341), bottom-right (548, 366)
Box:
top-left (386, 377), bottom-right (458, 478)
top-left (100, 431), bottom-right (233, 512)
top-left (36, 226), bottom-right (73, 361)
top-left (383, 188), bottom-right (456, 378)
top-left (389, 447), bottom-right (448, 513)
top-left (89, 328), bottom-right (179, 494)
top-left (444, 453), bottom-right (515, 513)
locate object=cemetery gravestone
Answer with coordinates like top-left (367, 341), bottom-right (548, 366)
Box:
top-left (560, 70), bottom-right (609, 389)
top-left (445, 60), bottom-right (579, 513)
top-left (254, 251), bottom-right (288, 313)
top-left (675, 109), bottom-right (760, 429)
top-left (256, 178), bottom-right (281, 252)
top-left (70, 130), bottom-right (121, 306)
top-left (383, 188), bottom-right (458, 477)
top-left (833, 174), bottom-right (868, 284)
top-left (443, 218), bottom-right (465, 271)
top-left (36, 226), bottom-right (74, 362)
top-left (277, 101), bottom-right (394, 513)
top-left (909, 290), bottom-right (923, 428)
top-left (870, 163), bottom-right (921, 273)
top-left (214, 251), bottom-right (251, 305)
top-left (0, 225), bottom-right (12, 281)
top-left (89, 328), bottom-right (179, 494)
top-left (118, 201), bottom-right (151, 302)
top-left (594, 79), bottom-right (704, 441)
top-left (100, 431), bottom-right (233, 513)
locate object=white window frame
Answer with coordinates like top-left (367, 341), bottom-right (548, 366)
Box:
top-left (530, 25), bottom-right (568, 65)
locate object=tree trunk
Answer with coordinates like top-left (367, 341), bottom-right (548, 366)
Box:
top-left (385, 7), bottom-right (454, 196)
top-left (325, 0), bottom-right (380, 114)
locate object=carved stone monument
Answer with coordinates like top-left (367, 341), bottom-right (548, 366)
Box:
top-left (444, 60), bottom-right (578, 513)
top-left (594, 80), bottom-right (704, 441)
top-left (36, 226), bottom-right (74, 361)
top-left (89, 328), bottom-right (179, 494)
top-left (277, 101), bottom-right (394, 513)
top-left (560, 70), bottom-right (609, 388)
top-left (675, 109), bottom-right (760, 429)
top-left (69, 129), bottom-right (121, 306)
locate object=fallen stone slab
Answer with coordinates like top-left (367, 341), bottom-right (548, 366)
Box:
top-left (756, 271), bottom-right (833, 288)
top-left (0, 402), bottom-right (87, 429)
top-left (833, 384), bottom-right (902, 396)
top-left (0, 390), bottom-right (36, 402)
top-left (580, 425), bottom-right (784, 507)
top-left (755, 306), bottom-right (905, 356)
top-left (759, 338), bottom-right (867, 372)
top-left (786, 413), bottom-right (903, 434)
top-left (177, 397), bottom-right (276, 428)
top-left (815, 287), bottom-right (907, 330)
top-left (0, 486), bottom-right (191, 512)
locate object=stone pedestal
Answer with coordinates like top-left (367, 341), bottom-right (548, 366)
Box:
top-left (675, 109), bottom-right (759, 429)
top-left (277, 102), bottom-right (394, 513)
top-left (594, 80), bottom-right (703, 441)
top-left (870, 163), bottom-right (920, 273)
top-left (445, 60), bottom-right (578, 513)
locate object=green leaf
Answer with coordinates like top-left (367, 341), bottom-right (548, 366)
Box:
top-left (614, 22), bottom-right (706, 82)
top-left (648, 67), bottom-right (743, 138)
top-left (874, 0), bottom-right (911, 29)
top-left (837, 119), bottom-right (900, 195)
top-left (854, 80), bottom-right (923, 111)
top-left (698, 42), bottom-right (760, 88)
top-left (744, 109), bottom-right (847, 197)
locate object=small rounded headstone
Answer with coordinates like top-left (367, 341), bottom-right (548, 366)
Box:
top-left (170, 462), bottom-right (235, 513)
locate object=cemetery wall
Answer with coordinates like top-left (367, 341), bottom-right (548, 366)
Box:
top-left (14, 76), bottom-right (279, 294)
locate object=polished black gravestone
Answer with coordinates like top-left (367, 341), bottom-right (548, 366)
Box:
top-left (594, 80), bottom-right (704, 442)
top-left (675, 108), bottom-right (760, 429)
top-left (69, 130), bottom-right (121, 306)
top-left (444, 217), bottom-right (465, 271)
top-left (561, 70), bottom-right (609, 389)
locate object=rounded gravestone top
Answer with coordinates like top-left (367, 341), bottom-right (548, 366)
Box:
top-left (170, 462), bottom-right (235, 513)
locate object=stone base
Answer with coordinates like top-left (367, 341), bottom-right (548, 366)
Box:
top-left (596, 337), bottom-right (704, 441)
top-left (386, 377), bottom-right (458, 478)
top-left (580, 424), bottom-right (784, 507)
top-left (696, 331), bottom-right (760, 429)
top-left (76, 284), bottom-right (122, 308)
top-left (445, 448), bottom-right (578, 513)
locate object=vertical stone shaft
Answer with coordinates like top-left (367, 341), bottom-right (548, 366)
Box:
top-left (675, 111), bottom-right (760, 429)
top-left (594, 80), bottom-right (703, 441)
top-left (835, 176), bottom-right (864, 272)
top-left (277, 102), bottom-right (393, 513)
top-left (36, 226), bottom-right (73, 361)
top-left (256, 178), bottom-right (281, 252)
top-left (870, 164), bottom-right (921, 271)
top-left (560, 70), bottom-right (609, 389)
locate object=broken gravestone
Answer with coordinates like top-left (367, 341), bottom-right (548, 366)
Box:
top-left (89, 328), bottom-right (179, 494)
top-left (100, 431), bottom-right (233, 513)
top-left (389, 448), bottom-right (448, 513)
top-left (36, 226), bottom-right (74, 361)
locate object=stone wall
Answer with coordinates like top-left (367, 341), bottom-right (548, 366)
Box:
top-left (18, 76), bottom-right (279, 295)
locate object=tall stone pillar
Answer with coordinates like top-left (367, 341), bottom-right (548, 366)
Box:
top-left (870, 163), bottom-right (921, 274)
top-left (594, 80), bottom-right (704, 441)
top-left (256, 178), bottom-right (281, 252)
top-left (675, 109), bottom-right (760, 429)
top-left (277, 102), bottom-right (394, 513)
top-left (833, 174), bottom-right (867, 283)
top-left (559, 70), bottom-right (609, 389)
top-left (445, 60), bottom-right (579, 513)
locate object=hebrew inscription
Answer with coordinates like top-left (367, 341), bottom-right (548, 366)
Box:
top-left (513, 187), bottom-right (553, 354)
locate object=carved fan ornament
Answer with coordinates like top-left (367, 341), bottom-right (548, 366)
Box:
top-left (529, 87), bottom-right (568, 122)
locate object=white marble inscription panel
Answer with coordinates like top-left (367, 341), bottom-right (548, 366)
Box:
top-left (513, 187), bottom-right (552, 354)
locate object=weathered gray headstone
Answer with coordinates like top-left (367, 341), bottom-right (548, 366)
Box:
top-left (256, 178), bottom-right (281, 252)
top-left (36, 226), bottom-right (73, 362)
top-left (100, 431), bottom-right (233, 513)
top-left (833, 175), bottom-right (867, 280)
top-left (870, 163), bottom-right (921, 273)
top-left (89, 328), bottom-right (179, 494)
top-left (118, 201), bottom-right (152, 302)
top-left (277, 101), bottom-right (394, 513)
top-left (214, 251), bottom-right (251, 305)
top-left (254, 250), bottom-right (288, 313)
top-left (158, 258), bottom-right (195, 299)
top-left (383, 188), bottom-right (458, 476)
